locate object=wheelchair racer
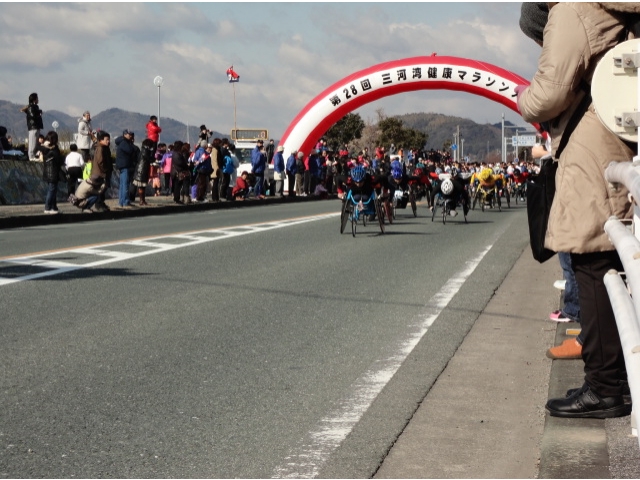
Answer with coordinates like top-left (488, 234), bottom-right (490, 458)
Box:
top-left (344, 165), bottom-right (375, 203)
top-left (473, 167), bottom-right (505, 207)
top-left (429, 168), bottom-right (470, 216)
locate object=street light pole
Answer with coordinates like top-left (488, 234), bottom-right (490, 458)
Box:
top-left (153, 76), bottom-right (164, 141)
top-left (501, 113), bottom-right (505, 164)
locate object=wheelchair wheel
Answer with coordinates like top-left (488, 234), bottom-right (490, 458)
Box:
top-left (442, 200), bottom-right (449, 225)
top-left (340, 200), bottom-right (350, 234)
top-left (385, 200), bottom-right (393, 224)
top-left (377, 201), bottom-right (385, 234)
top-left (410, 193), bottom-right (417, 217)
top-left (431, 203), bottom-right (437, 222)
top-left (351, 213), bottom-right (357, 237)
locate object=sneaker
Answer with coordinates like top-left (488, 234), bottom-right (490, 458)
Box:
top-left (546, 338), bottom-right (582, 359)
top-left (554, 280), bottom-right (566, 290)
top-left (44, 209), bottom-right (52, 214)
top-left (549, 310), bottom-right (572, 322)
top-left (49, 209), bottom-right (59, 215)
top-left (449, 210), bottom-right (458, 217)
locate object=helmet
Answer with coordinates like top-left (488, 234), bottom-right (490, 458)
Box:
top-left (441, 178), bottom-right (454, 196)
top-left (391, 166), bottom-right (403, 180)
top-left (351, 165), bottom-right (366, 182)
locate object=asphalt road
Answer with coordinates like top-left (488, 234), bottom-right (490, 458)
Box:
top-left (0, 199), bottom-right (530, 478)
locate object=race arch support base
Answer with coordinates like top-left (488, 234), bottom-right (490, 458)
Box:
top-left (279, 54), bottom-right (533, 159)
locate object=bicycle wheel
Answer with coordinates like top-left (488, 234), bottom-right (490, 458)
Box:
top-left (362, 208), bottom-right (367, 227)
top-left (410, 193), bottom-right (417, 217)
top-left (340, 200), bottom-right (350, 234)
top-left (442, 201), bottom-right (448, 224)
top-left (431, 203), bottom-right (437, 222)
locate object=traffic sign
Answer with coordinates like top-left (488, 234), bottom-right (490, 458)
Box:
top-left (451, 144), bottom-right (457, 150)
top-left (511, 135), bottom-right (537, 147)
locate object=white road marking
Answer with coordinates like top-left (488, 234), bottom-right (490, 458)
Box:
top-left (0, 213), bottom-right (339, 286)
top-left (272, 221), bottom-right (512, 479)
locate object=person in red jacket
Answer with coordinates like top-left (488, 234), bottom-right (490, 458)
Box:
top-left (146, 115), bottom-right (162, 151)
top-left (232, 171), bottom-right (250, 201)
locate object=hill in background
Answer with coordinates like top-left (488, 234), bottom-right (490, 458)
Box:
top-left (0, 99), bottom-right (531, 160)
top-left (396, 112), bottom-right (529, 159)
top-left (0, 100), bottom-right (225, 146)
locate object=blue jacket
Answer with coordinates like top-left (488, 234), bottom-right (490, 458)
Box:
top-left (251, 150), bottom-right (267, 175)
top-left (308, 153), bottom-right (319, 176)
top-left (115, 136), bottom-right (136, 170)
top-left (286, 154), bottom-right (297, 175)
top-left (223, 155), bottom-right (234, 174)
top-left (273, 151), bottom-right (285, 174)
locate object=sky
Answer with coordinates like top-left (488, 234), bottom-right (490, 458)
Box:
top-left (0, 2), bottom-right (541, 140)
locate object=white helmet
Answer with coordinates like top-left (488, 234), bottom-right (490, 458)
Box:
top-left (441, 178), bottom-right (454, 196)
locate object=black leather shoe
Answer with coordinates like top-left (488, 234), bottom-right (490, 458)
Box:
top-left (566, 382), bottom-right (632, 404)
top-left (547, 385), bottom-right (631, 418)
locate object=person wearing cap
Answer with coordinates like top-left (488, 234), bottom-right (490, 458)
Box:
top-left (272, 145), bottom-right (286, 197)
top-left (199, 125), bottom-right (211, 144)
top-left (77, 111), bottom-right (94, 162)
top-left (286, 149), bottom-right (298, 197)
top-left (115, 129), bottom-right (137, 208)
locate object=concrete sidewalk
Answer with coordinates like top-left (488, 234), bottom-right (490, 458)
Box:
top-left (0, 193), bottom-right (316, 230)
top-left (375, 247), bottom-right (640, 479)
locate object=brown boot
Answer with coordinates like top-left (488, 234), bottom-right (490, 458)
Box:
top-left (546, 338), bottom-right (582, 360)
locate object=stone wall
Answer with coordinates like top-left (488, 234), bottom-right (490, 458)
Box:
top-left (0, 159), bottom-right (143, 205)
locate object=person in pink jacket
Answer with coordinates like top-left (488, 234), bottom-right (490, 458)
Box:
top-left (161, 144), bottom-right (173, 195)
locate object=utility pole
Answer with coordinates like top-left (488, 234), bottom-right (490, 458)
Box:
top-left (501, 113), bottom-right (505, 164)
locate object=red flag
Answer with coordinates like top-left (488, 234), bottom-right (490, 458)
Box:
top-left (226, 66), bottom-right (240, 83)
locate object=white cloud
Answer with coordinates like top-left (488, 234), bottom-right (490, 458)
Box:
top-left (0, 3), bottom-right (538, 142)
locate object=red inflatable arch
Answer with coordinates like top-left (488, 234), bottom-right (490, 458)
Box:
top-left (279, 54), bottom-right (531, 159)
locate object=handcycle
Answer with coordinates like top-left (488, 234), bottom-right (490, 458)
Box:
top-left (340, 190), bottom-right (385, 236)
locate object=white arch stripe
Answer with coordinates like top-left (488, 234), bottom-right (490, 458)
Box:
top-left (283, 59), bottom-right (520, 158)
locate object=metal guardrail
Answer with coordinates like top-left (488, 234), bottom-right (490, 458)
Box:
top-left (603, 161), bottom-right (640, 441)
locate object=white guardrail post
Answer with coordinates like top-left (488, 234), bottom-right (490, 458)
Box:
top-left (596, 38), bottom-right (640, 443)
top-left (604, 162), bottom-right (640, 442)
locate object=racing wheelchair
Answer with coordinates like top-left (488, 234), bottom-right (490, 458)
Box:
top-left (340, 190), bottom-right (385, 237)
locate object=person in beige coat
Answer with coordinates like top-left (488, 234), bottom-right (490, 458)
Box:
top-left (517, 2), bottom-right (640, 419)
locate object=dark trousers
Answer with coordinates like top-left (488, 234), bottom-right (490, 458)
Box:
top-left (571, 251), bottom-right (627, 397)
top-left (287, 174), bottom-right (296, 197)
top-left (211, 177), bottom-right (220, 201)
top-left (303, 171), bottom-right (310, 194)
top-left (220, 173), bottom-right (231, 200)
top-left (66, 166), bottom-right (83, 196)
top-left (195, 173), bottom-right (208, 201)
